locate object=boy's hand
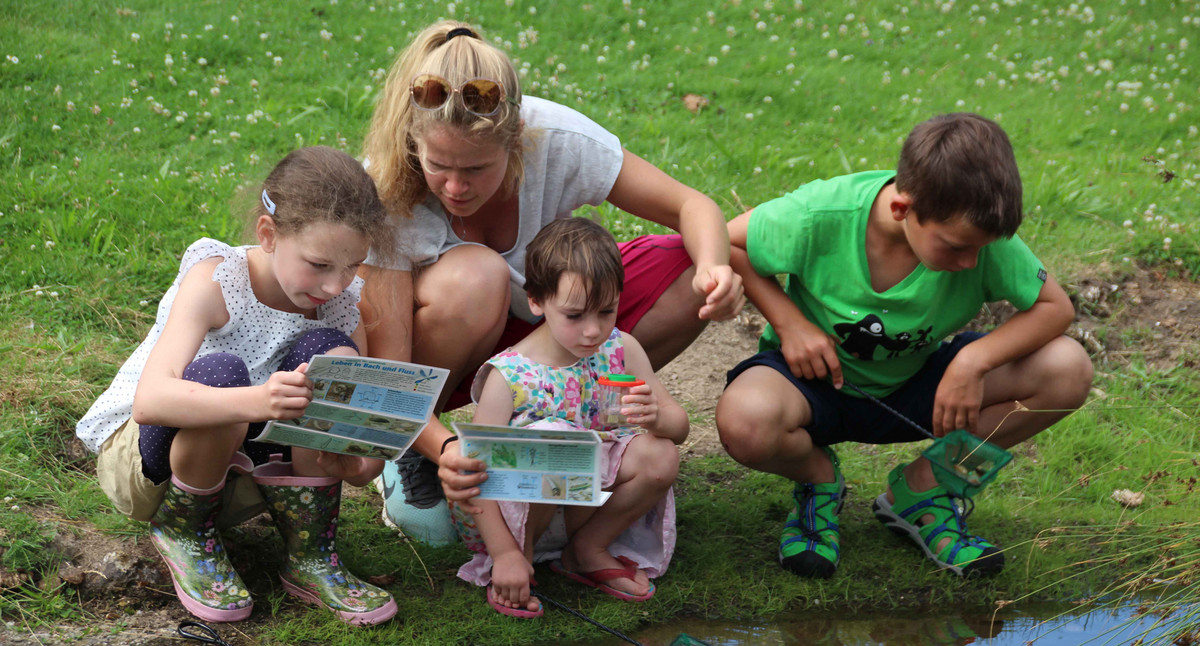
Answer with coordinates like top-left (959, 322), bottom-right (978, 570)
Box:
top-left (932, 355), bottom-right (987, 436)
top-left (694, 263), bottom-right (745, 321)
top-left (259, 363), bottom-right (312, 421)
top-left (779, 320), bottom-right (844, 388)
top-left (438, 441), bottom-right (489, 514)
top-left (621, 383), bottom-right (660, 431)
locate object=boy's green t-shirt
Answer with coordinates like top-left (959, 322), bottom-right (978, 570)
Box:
top-left (747, 170), bottom-right (1048, 398)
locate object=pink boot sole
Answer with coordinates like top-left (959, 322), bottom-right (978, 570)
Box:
top-left (281, 578), bottom-right (398, 626)
top-left (161, 556), bottom-right (253, 623)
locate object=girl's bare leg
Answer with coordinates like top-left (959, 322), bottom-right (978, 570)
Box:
top-left (561, 434), bottom-right (679, 596)
top-left (169, 423), bottom-right (248, 488)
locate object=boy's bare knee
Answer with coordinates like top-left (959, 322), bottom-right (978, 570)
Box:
top-left (716, 407), bottom-right (777, 468)
top-left (1045, 336), bottom-right (1094, 407)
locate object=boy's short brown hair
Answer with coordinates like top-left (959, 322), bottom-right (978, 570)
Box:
top-left (895, 113), bottom-right (1023, 238)
top-left (524, 217), bottom-right (623, 311)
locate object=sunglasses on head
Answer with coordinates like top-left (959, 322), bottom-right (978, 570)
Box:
top-left (409, 74), bottom-right (512, 117)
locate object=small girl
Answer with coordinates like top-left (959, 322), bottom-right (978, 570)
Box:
top-left (454, 217), bottom-right (689, 618)
top-left (76, 147), bottom-right (398, 626)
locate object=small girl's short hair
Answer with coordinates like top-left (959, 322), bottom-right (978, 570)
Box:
top-left (524, 218), bottom-right (623, 312)
top-left (895, 113), bottom-right (1023, 238)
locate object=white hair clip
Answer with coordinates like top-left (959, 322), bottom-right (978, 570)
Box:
top-left (261, 188), bottom-right (276, 215)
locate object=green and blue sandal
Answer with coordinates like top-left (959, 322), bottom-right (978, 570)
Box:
top-left (872, 463), bottom-right (1004, 577)
top-left (779, 447), bottom-right (845, 579)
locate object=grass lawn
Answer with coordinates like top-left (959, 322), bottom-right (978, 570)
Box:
top-left (1, 1), bottom-right (1197, 644)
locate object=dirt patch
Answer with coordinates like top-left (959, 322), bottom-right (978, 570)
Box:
top-left (3, 269), bottom-right (1196, 644)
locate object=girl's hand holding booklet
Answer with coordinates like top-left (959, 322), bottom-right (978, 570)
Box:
top-left (257, 355), bottom-right (448, 461)
top-left (451, 422), bottom-right (611, 507)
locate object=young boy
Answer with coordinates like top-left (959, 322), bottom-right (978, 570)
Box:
top-left (716, 113), bottom-right (1093, 579)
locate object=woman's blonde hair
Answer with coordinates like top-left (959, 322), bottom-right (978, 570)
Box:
top-left (362, 21), bottom-right (525, 218)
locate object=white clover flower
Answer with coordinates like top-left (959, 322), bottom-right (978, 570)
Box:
top-left (273, 56), bottom-right (282, 66)
top-left (139, 299), bottom-right (149, 306)
top-left (721, 44), bottom-right (731, 54)
top-left (131, 32), bottom-right (141, 42)
top-left (260, 32), bottom-right (269, 40)
top-left (707, 56), bottom-right (718, 66)
top-left (763, 96), bottom-right (773, 103)
top-left (67, 101), bottom-right (76, 111)
top-left (744, 113), bottom-right (754, 120)
top-left (133, 127), bottom-right (141, 133)
top-left (827, 49), bottom-right (838, 59)
top-left (6, 55), bottom-right (18, 64)
top-left (756, 21), bottom-right (767, 31)
top-left (204, 24), bottom-right (214, 31)
top-left (51, 124), bottom-right (61, 132)
top-left (45, 240), bottom-right (55, 248)
top-left (320, 29), bottom-right (333, 41)
top-left (229, 131), bottom-right (240, 140)
top-left (596, 55), bottom-right (606, 64)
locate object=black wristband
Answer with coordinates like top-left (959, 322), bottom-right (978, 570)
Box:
top-left (440, 436), bottom-right (459, 455)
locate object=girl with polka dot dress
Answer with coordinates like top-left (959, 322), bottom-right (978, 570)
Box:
top-left (76, 147), bottom-right (398, 626)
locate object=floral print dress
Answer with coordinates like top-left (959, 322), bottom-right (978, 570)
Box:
top-left (454, 328), bottom-right (677, 586)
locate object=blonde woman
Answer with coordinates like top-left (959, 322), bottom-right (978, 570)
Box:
top-left (361, 21), bottom-right (743, 532)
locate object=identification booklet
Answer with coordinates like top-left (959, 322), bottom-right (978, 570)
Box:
top-left (257, 355), bottom-right (449, 461)
top-left (451, 422), bottom-right (612, 507)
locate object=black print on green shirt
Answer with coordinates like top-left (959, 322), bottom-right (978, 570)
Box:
top-left (833, 314), bottom-right (928, 361)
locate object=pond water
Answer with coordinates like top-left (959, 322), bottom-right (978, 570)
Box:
top-left (570, 602), bottom-right (1189, 646)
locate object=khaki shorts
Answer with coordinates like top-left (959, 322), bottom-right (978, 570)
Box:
top-left (96, 418), bottom-right (267, 527)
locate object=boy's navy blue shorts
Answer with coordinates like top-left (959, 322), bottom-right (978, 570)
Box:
top-left (724, 332), bottom-right (985, 447)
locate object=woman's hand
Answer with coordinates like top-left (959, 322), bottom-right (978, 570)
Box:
top-left (437, 440), bottom-right (490, 514)
top-left (694, 263), bottom-right (745, 321)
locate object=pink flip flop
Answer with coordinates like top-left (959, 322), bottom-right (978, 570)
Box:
top-left (549, 555), bottom-right (656, 602)
top-left (486, 583), bottom-right (543, 619)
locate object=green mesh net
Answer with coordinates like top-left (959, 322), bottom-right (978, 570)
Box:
top-left (668, 634), bottom-right (714, 646)
top-left (921, 429), bottom-right (1013, 498)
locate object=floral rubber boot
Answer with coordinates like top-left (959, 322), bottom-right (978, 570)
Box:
top-left (254, 463), bottom-right (398, 626)
top-left (150, 476), bottom-right (254, 622)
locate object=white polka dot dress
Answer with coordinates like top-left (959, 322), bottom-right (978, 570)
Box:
top-left (76, 238), bottom-right (363, 453)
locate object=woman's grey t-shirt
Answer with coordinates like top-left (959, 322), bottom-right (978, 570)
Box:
top-left (370, 96), bottom-right (624, 322)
